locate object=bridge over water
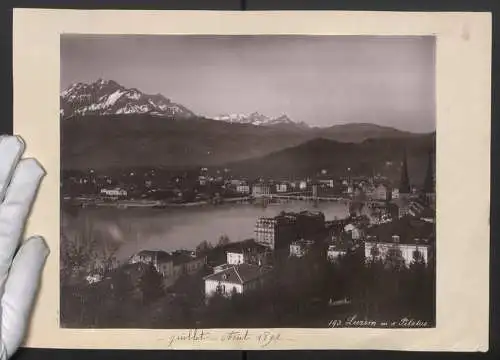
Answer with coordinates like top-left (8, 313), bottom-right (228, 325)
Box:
top-left (234, 192), bottom-right (389, 207)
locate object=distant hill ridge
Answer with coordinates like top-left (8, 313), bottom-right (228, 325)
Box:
top-left (223, 135), bottom-right (435, 185)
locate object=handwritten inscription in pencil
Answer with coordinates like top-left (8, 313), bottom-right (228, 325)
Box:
top-left (166, 329), bottom-right (282, 348)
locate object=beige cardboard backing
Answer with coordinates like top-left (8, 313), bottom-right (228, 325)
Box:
top-left (12, 9), bottom-right (491, 351)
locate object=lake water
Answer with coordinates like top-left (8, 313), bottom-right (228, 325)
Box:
top-left (61, 200), bottom-right (350, 264)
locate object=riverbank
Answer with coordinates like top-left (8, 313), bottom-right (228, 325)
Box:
top-left (63, 194), bottom-right (354, 210)
top-left (64, 198), bottom-right (212, 209)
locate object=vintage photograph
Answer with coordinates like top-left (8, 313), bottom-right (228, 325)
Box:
top-left (59, 35), bottom-right (436, 329)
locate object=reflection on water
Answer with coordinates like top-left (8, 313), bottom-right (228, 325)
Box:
top-left (61, 201), bottom-right (350, 263)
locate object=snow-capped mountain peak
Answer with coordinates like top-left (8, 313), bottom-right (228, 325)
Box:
top-left (60, 79), bottom-right (195, 119)
top-left (212, 112), bottom-right (308, 128)
top-left (267, 114), bottom-right (294, 125)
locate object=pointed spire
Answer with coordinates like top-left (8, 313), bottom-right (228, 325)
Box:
top-left (423, 150), bottom-right (434, 194)
top-left (399, 149), bottom-right (411, 194)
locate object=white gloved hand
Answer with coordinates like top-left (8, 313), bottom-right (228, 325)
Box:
top-left (0, 136), bottom-right (49, 359)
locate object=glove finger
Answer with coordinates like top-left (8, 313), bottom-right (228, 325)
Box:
top-left (0, 158), bottom-right (45, 280)
top-left (0, 136), bottom-right (24, 203)
top-left (1, 236), bottom-right (49, 358)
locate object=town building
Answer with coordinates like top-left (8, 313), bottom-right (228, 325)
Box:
top-left (275, 183), bottom-right (288, 193)
top-left (344, 223), bottom-right (363, 240)
top-left (254, 211), bottom-right (325, 250)
top-left (364, 237), bottom-right (431, 267)
top-left (236, 184), bottom-right (251, 194)
top-left (225, 239), bottom-right (269, 265)
top-left (171, 250), bottom-right (207, 279)
top-left (327, 243), bottom-right (348, 262)
top-left (198, 176), bottom-right (207, 186)
top-left (326, 224), bottom-right (342, 242)
top-left (130, 249), bottom-right (206, 287)
top-left (391, 188), bottom-right (400, 200)
top-left (252, 183), bottom-right (271, 197)
top-left (371, 183), bottom-right (391, 201)
top-left (100, 187), bottom-right (128, 199)
top-left (364, 216), bottom-right (435, 266)
top-left (289, 239), bottom-right (315, 258)
top-left (319, 179), bottom-right (335, 188)
top-left (393, 197), bottom-right (410, 218)
top-left (254, 214), bottom-right (297, 250)
top-left (204, 263), bottom-right (273, 298)
top-left (129, 250), bottom-right (174, 279)
top-left (299, 181), bottom-right (308, 190)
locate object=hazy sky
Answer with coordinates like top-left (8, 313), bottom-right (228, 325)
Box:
top-left (61, 35), bottom-right (435, 132)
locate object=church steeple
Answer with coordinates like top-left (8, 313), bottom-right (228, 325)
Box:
top-left (423, 150), bottom-right (434, 194)
top-left (399, 149), bottom-right (411, 194)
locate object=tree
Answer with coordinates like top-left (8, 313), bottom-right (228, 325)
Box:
top-left (196, 240), bottom-right (213, 255)
top-left (409, 249), bottom-right (423, 267)
top-left (137, 264), bottom-right (164, 305)
top-left (350, 188), bottom-right (367, 216)
top-left (369, 245), bottom-right (380, 262)
top-left (60, 232), bottom-right (96, 277)
top-left (89, 229), bottom-right (121, 274)
top-left (111, 268), bottom-right (134, 303)
top-left (218, 234), bottom-right (231, 247)
top-left (385, 247), bottom-right (406, 271)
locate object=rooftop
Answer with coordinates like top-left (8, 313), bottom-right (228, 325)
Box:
top-left (135, 250), bottom-right (172, 263)
top-left (366, 216), bottom-right (435, 245)
top-left (257, 211), bottom-right (326, 223)
top-left (256, 215), bottom-right (296, 224)
top-left (291, 239), bottom-right (315, 247)
top-left (280, 210), bottom-right (325, 219)
top-left (225, 239), bottom-right (269, 254)
top-left (204, 263), bottom-right (273, 285)
top-left (171, 250), bottom-right (205, 265)
top-left (328, 242), bottom-right (350, 252)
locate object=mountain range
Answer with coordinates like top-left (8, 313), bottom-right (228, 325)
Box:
top-left (60, 79), bottom-right (435, 180)
top-left (60, 79), bottom-right (195, 119)
top-left (60, 79), bottom-right (425, 136)
top-left (213, 112), bottom-right (310, 128)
